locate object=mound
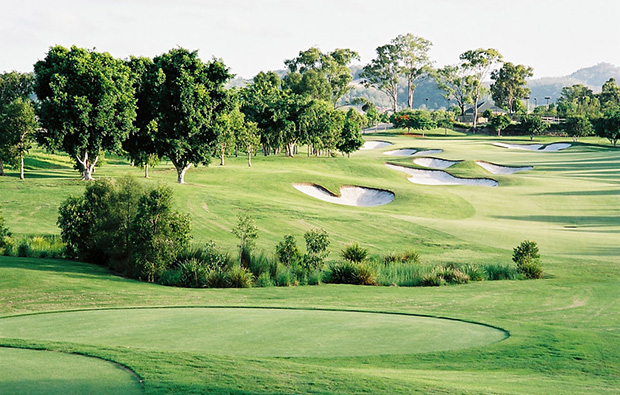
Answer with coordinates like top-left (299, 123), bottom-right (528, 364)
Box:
top-left (0, 308), bottom-right (508, 358)
top-left (293, 183), bottom-right (394, 207)
top-left (413, 157), bottom-right (460, 169)
top-left (475, 161), bottom-right (533, 175)
top-left (383, 148), bottom-right (418, 156)
top-left (386, 164), bottom-right (498, 187)
top-left (361, 140), bottom-right (393, 150)
top-left (493, 142), bottom-right (571, 151)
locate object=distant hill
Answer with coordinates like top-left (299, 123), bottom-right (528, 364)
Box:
top-left (527, 63), bottom-right (620, 103)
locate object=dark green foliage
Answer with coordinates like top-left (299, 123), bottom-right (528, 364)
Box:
top-left (336, 108), bottom-right (364, 157)
top-left (483, 264), bottom-right (520, 280)
top-left (520, 115), bottom-right (549, 140)
top-left (392, 110), bottom-right (436, 133)
top-left (341, 242), bottom-right (368, 263)
top-left (562, 115), bottom-right (594, 141)
top-left (383, 249), bottom-right (420, 265)
top-left (0, 210), bottom-right (10, 252)
top-left (228, 266), bottom-right (254, 288)
top-left (512, 240), bottom-right (543, 279)
top-left (130, 186), bottom-right (191, 282)
top-left (34, 46), bottom-right (136, 180)
top-left (302, 228), bottom-right (330, 271)
top-left (275, 234), bottom-right (302, 266)
top-left (488, 114), bottom-right (512, 136)
top-left (462, 264), bottom-right (485, 281)
top-left (232, 213), bottom-right (259, 265)
top-left (256, 272), bottom-right (274, 287)
top-left (325, 261), bottom-right (377, 285)
top-left (593, 110), bottom-right (620, 146)
top-left (421, 265), bottom-right (470, 286)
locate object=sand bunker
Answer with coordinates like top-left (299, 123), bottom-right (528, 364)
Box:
top-left (413, 157), bottom-right (460, 169)
top-left (540, 143), bottom-right (571, 151)
top-left (386, 164), bottom-right (498, 187)
top-left (293, 183), bottom-right (394, 206)
top-left (413, 149), bottom-right (443, 156)
top-left (493, 142), bottom-right (571, 151)
top-left (361, 140), bottom-right (393, 150)
top-left (475, 161), bottom-right (533, 175)
top-left (384, 148), bottom-right (418, 156)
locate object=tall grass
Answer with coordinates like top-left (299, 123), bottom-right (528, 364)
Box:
top-left (1, 235), bottom-right (66, 259)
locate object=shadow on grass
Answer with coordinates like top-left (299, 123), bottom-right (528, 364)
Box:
top-left (0, 256), bottom-right (131, 282)
top-left (494, 215), bottom-right (620, 228)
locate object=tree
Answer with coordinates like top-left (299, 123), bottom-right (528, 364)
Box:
top-left (360, 44), bottom-right (401, 112)
top-left (488, 113), bottom-right (512, 137)
top-left (392, 34), bottom-right (432, 109)
top-left (284, 47), bottom-right (359, 107)
top-left (130, 185), bottom-right (191, 282)
top-left (563, 115), bottom-right (593, 141)
top-left (336, 108), bottom-right (364, 157)
top-left (148, 48), bottom-right (231, 183)
top-left (520, 115), bottom-right (549, 141)
top-left (512, 240), bottom-right (543, 279)
top-left (232, 213), bottom-right (259, 265)
top-left (0, 71), bottom-right (34, 176)
top-left (215, 94), bottom-right (244, 166)
top-left (598, 78), bottom-right (620, 113)
top-left (0, 98), bottom-right (38, 179)
top-left (0, 206), bottom-right (11, 252)
top-left (275, 234), bottom-right (302, 266)
top-left (490, 62), bottom-right (533, 114)
top-left (34, 45), bottom-right (136, 180)
top-left (392, 109), bottom-right (436, 136)
top-left (302, 228), bottom-right (330, 272)
top-left (124, 56), bottom-right (159, 178)
top-left (237, 121), bottom-right (261, 167)
top-left (593, 111), bottom-right (620, 147)
top-left (459, 48), bottom-right (503, 130)
top-left (556, 85), bottom-right (599, 117)
top-left (435, 65), bottom-right (474, 117)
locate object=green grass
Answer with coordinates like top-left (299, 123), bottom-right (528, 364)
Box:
top-left (0, 347), bottom-right (142, 394)
top-left (1, 130), bottom-right (619, 394)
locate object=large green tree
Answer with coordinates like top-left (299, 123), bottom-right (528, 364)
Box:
top-left (435, 65), bottom-right (474, 117)
top-left (459, 48), bottom-right (503, 130)
top-left (392, 34), bottom-right (432, 110)
top-left (0, 71), bottom-right (34, 175)
top-left (563, 115), bottom-right (593, 141)
top-left (34, 45), bottom-right (136, 180)
top-left (147, 48), bottom-right (231, 183)
top-left (336, 108), bottom-right (364, 158)
top-left (490, 62), bottom-right (533, 114)
top-left (284, 47), bottom-right (359, 107)
top-left (598, 78), bottom-right (620, 113)
top-left (360, 44), bottom-right (401, 112)
top-left (593, 111), bottom-right (620, 146)
top-left (0, 98), bottom-right (38, 179)
top-left (556, 85), bottom-right (599, 117)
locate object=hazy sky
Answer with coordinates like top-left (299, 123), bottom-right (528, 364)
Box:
top-left (2, 0), bottom-right (619, 79)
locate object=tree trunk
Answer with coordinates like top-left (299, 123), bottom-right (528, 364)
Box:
top-left (472, 98), bottom-right (479, 132)
top-left (407, 79), bottom-right (413, 109)
top-left (19, 154), bottom-right (24, 180)
top-left (144, 163), bottom-right (149, 178)
top-left (0, 159), bottom-right (4, 176)
top-left (220, 144), bottom-right (225, 166)
top-left (77, 152), bottom-right (98, 180)
top-left (176, 164), bottom-right (191, 184)
top-left (248, 149), bottom-right (252, 167)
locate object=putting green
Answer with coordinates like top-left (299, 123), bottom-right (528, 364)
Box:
top-left (0, 308), bottom-right (506, 357)
top-left (0, 347), bottom-right (142, 395)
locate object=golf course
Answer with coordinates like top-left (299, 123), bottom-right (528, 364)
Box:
top-left (0, 127), bottom-right (619, 394)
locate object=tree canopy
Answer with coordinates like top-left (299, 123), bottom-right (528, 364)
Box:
top-left (34, 45), bottom-right (137, 180)
top-left (490, 62), bottom-right (533, 114)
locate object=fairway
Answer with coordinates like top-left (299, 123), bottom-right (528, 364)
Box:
top-left (0, 307), bottom-right (507, 357)
top-left (0, 347), bottom-right (142, 395)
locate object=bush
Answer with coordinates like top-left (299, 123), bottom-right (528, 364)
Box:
top-left (302, 228), bottom-right (330, 271)
top-left (276, 266), bottom-right (293, 287)
top-left (228, 266), bottom-right (254, 288)
top-left (17, 242), bottom-right (32, 257)
top-left (355, 263), bottom-right (378, 285)
top-left (461, 264), bottom-right (485, 282)
top-left (383, 249), bottom-right (420, 265)
top-left (275, 234), bottom-right (302, 266)
top-left (247, 252), bottom-right (276, 279)
top-left (178, 258), bottom-right (208, 288)
top-left (420, 265), bottom-right (469, 286)
top-left (376, 262), bottom-right (426, 286)
top-left (484, 264), bottom-right (519, 280)
top-left (206, 270), bottom-right (230, 288)
top-left (341, 242), bottom-right (368, 263)
top-left (512, 240), bottom-right (543, 279)
top-left (326, 261), bottom-right (377, 285)
top-left (0, 211), bottom-right (11, 252)
top-left (256, 272), bottom-right (274, 287)
top-left (158, 269), bottom-right (182, 286)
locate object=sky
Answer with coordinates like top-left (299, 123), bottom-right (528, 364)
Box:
top-left (2, 0), bottom-right (619, 80)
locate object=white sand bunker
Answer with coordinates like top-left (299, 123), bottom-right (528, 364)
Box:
top-left (493, 142), bottom-right (571, 152)
top-left (413, 149), bottom-right (443, 156)
top-left (384, 148), bottom-right (418, 156)
top-left (475, 161), bottom-right (533, 175)
top-left (386, 164), bottom-right (498, 187)
top-left (361, 140), bottom-right (393, 150)
top-left (413, 157), bottom-right (460, 169)
top-left (293, 183), bottom-right (394, 207)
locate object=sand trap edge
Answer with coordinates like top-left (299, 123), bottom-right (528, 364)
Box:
top-left (293, 183), bottom-right (395, 207)
top-left (475, 160), bottom-right (534, 175)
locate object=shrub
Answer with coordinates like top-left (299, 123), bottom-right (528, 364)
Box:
top-left (247, 251), bottom-right (275, 279)
top-left (376, 262), bottom-right (426, 286)
top-left (232, 213), bottom-right (258, 265)
top-left (355, 263), bottom-right (378, 285)
top-left (420, 272), bottom-right (446, 287)
top-left (302, 228), bottom-right (330, 271)
top-left (462, 264), bottom-right (485, 282)
top-left (17, 242), bottom-right (32, 257)
top-left (307, 270), bottom-right (322, 285)
top-left (228, 266), bottom-right (254, 288)
top-left (206, 270), bottom-right (230, 288)
top-left (484, 264), bottom-right (519, 280)
top-left (276, 267), bottom-right (293, 287)
top-left (341, 242), bottom-right (368, 263)
top-left (420, 265), bottom-right (470, 286)
top-left (383, 249), bottom-right (420, 265)
top-left (256, 272), bottom-right (274, 287)
top-left (326, 261), bottom-right (358, 284)
top-left (0, 211), bottom-right (11, 252)
top-left (158, 269), bottom-right (182, 286)
top-left (178, 258), bottom-right (208, 288)
top-left (512, 240), bottom-right (543, 279)
top-left (275, 234), bottom-right (302, 266)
